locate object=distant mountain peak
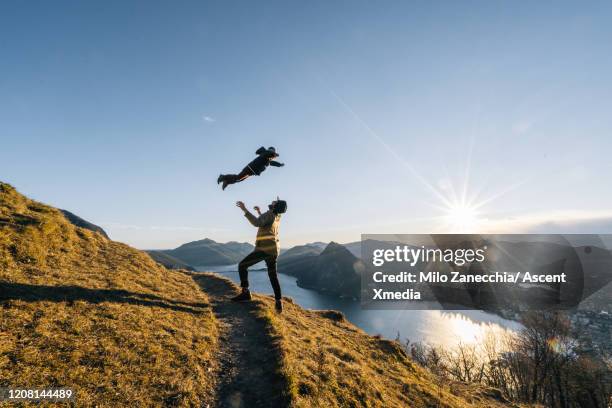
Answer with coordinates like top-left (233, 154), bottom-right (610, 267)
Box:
top-left (167, 238), bottom-right (254, 267)
top-left (175, 238), bottom-right (216, 250)
top-left (321, 241), bottom-right (354, 257)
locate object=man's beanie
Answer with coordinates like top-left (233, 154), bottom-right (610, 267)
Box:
top-left (274, 200), bottom-right (287, 214)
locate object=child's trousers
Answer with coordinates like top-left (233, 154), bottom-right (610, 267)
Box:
top-left (222, 166), bottom-right (255, 185)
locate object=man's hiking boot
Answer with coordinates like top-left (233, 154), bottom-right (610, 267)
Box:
top-left (222, 180), bottom-right (229, 191)
top-left (275, 299), bottom-right (283, 313)
top-left (231, 290), bottom-right (251, 302)
top-left (217, 174), bottom-right (223, 184)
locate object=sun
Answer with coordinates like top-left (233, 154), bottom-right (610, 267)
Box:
top-left (445, 203), bottom-right (480, 232)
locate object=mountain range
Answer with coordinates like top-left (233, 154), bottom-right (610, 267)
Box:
top-left (151, 238), bottom-right (356, 267)
top-left (279, 241), bottom-right (367, 298)
top-left (146, 238), bottom-right (368, 297)
top-left (148, 238), bottom-right (254, 267)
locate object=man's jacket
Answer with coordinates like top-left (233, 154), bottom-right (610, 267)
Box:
top-left (244, 210), bottom-right (281, 256)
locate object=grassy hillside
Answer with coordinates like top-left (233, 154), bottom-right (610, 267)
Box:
top-left (0, 182), bottom-right (513, 407)
top-left (200, 273), bottom-right (515, 408)
top-left (0, 183), bottom-right (218, 406)
top-left (254, 294), bottom-right (516, 408)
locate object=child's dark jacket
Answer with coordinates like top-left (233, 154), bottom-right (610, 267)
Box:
top-left (246, 147), bottom-right (283, 175)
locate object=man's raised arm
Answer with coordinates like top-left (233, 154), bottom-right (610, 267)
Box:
top-left (236, 201), bottom-right (272, 227)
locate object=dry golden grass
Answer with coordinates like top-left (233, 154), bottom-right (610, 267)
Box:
top-left (253, 294), bottom-right (517, 408)
top-left (0, 183), bottom-right (219, 407)
top-left (0, 182), bottom-right (517, 407)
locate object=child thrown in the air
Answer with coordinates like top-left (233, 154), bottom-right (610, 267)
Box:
top-left (217, 146), bottom-right (284, 190)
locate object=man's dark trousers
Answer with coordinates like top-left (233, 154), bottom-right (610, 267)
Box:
top-left (238, 250), bottom-right (281, 300)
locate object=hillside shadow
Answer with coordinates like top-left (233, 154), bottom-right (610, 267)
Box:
top-left (0, 281), bottom-right (208, 314)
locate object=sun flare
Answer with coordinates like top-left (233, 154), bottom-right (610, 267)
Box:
top-left (445, 203), bottom-right (480, 232)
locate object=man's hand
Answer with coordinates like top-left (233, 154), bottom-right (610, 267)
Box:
top-left (236, 201), bottom-right (247, 212)
top-left (253, 206), bottom-right (261, 215)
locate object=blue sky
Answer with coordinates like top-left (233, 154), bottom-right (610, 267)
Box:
top-left (2, 1), bottom-right (612, 249)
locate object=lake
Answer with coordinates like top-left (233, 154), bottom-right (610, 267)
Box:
top-left (196, 264), bottom-right (522, 349)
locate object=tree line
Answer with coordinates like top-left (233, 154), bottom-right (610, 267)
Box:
top-left (404, 311), bottom-right (610, 408)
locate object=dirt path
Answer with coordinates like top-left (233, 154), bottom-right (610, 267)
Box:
top-left (192, 273), bottom-right (289, 408)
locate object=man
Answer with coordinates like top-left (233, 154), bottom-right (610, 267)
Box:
top-left (232, 198), bottom-right (287, 312)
